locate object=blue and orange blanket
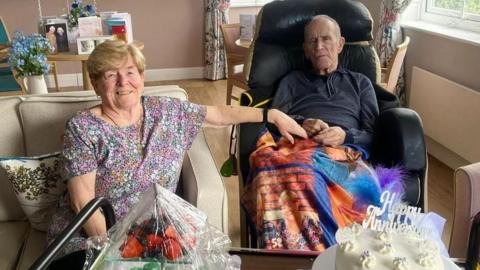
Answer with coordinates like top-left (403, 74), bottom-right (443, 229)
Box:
top-left (241, 130), bottom-right (403, 251)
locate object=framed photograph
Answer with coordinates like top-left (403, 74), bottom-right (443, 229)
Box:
top-left (76, 36), bottom-right (114, 55)
top-left (45, 22), bottom-right (69, 53)
top-left (76, 37), bottom-right (95, 55)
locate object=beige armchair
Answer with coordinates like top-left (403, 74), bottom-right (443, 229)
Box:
top-left (449, 162), bottom-right (480, 261)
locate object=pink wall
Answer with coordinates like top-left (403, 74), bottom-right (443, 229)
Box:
top-left (228, 7), bottom-right (261, 24)
top-left (1, 0), bottom-right (204, 74)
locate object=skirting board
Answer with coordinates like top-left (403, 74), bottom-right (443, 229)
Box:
top-left (44, 67), bottom-right (205, 88)
top-left (425, 135), bottom-right (470, 169)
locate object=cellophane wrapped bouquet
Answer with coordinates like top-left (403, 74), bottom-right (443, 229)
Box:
top-left (85, 183), bottom-right (239, 270)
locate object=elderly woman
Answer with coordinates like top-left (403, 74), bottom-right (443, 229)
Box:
top-left (46, 40), bottom-right (306, 269)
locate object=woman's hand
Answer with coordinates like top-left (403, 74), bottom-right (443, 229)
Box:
top-left (204, 106), bottom-right (307, 143)
top-left (268, 109), bottom-right (308, 144)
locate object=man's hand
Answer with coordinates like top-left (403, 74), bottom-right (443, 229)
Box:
top-left (269, 109), bottom-right (308, 144)
top-left (312, 126), bottom-right (346, 146)
top-left (302, 118), bottom-right (329, 137)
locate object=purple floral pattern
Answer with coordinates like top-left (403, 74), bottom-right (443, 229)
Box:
top-left (46, 96), bottom-right (206, 257)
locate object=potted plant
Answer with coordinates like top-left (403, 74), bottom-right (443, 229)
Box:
top-left (8, 31), bottom-right (53, 94)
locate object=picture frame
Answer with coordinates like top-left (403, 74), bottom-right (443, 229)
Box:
top-left (45, 22), bottom-right (69, 53)
top-left (76, 35), bottom-right (114, 55)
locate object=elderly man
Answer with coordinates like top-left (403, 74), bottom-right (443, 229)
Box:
top-left (241, 16), bottom-right (394, 251)
top-left (271, 15), bottom-right (379, 151)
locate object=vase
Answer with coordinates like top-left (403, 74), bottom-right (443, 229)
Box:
top-left (25, 75), bottom-right (48, 95)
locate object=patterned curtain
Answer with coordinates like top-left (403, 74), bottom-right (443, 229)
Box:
top-left (204, 0), bottom-right (230, 80)
top-left (374, 0), bottom-right (412, 106)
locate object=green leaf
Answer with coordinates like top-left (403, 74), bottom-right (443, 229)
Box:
top-left (220, 157), bottom-right (234, 177)
top-left (220, 154), bottom-right (238, 177)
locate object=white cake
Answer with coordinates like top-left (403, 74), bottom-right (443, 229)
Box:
top-left (334, 224), bottom-right (444, 270)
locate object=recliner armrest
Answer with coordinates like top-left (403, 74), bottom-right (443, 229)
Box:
top-left (371, 107), bottom-right (427, 208)
top-left (181, 130), bottom-right (229, 234)
top-left (449, 162), bottom-right (480, 259)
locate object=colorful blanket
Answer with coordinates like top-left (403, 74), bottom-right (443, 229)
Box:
top-left (241, 130), bottom-right (397, 251)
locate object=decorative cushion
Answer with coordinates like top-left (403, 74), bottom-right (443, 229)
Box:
top-left (0, 152), bottom-right (66, 231)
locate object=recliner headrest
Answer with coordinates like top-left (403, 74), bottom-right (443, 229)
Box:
top-left (258, 0), bottom-right (373, 45)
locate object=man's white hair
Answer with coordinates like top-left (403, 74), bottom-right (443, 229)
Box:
top-left (304, 15), bottom-right (342, 39)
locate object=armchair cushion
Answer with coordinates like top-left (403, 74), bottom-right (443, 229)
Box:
top-left (0, 152), bottom-right (65, 231)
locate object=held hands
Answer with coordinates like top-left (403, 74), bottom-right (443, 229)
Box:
top-left (268, 109), bottom-right (307, 144)
top-left (302, 118), bottom-right (346, 146)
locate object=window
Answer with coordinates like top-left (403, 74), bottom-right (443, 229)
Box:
top-left (422, 0), bottom-right (480, 32)
top-left (230, 0), bottom-right (274, 8)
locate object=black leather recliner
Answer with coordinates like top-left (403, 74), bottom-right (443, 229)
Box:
top-left (237, 0), bottom-right (427, 247)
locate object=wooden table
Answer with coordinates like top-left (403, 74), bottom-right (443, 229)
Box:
top-left (47, 53), bottom-right (92, 90)
top-left (47, 40), bottom-right (145, 90)
top-left (229, 248), bottom-right (318, 270)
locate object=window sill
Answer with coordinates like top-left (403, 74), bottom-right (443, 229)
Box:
top-left (402, 20), bottom-right (480, 47)
top-left (230, 4), bottom-right (263, 8)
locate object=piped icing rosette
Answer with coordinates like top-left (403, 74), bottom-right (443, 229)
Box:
top-left (417, 252), bottom-right (437, 267)
top-left (376, 230), bottom-right (392, 242)
top-left (339, 240), bottom-right (356, 252)
top-left (351, 223), bottom-right (363, 236)
top-left (335, 226), bottom-right (356, 244)
top-left (419, 239), bottom-right (440, 254)
top-left (378, 242), bottom-right (395, 255)
top-left (359, 250), bottom-right (376, 268)
top-left (393, 257), bottom-right (410, 270)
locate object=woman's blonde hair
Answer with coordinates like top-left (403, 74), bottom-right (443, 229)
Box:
top-left (87, 40), bottom-right (145, 82)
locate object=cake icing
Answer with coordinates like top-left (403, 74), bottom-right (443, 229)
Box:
top-left (335, 191), bottom-right (445, 270)
top-left (334, 225), bottom-right (444, 270)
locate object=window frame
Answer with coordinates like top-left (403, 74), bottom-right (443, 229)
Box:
top-left (422, 0), bottom-right (480, 33)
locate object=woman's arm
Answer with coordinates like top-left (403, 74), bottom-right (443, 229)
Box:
top-left (204, 106), bottom-right (307, 144)
top-left (68, 171), bottom-right (107, 237)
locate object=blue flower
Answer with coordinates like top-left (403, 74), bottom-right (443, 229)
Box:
top-left (8, 31), bottom-right (52, 77)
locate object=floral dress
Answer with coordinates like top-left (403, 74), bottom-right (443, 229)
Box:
top-left (46, 96), bottom-right (206, 257)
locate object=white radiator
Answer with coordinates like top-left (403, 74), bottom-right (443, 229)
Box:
top-left (410, 66), bottom-right (480, 167)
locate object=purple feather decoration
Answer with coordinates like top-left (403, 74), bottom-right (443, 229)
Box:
top-left (375, 165), bottom-right (406, 200)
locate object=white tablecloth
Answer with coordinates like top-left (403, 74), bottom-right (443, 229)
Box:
top-left (312, 245), bottom-right (462, 270)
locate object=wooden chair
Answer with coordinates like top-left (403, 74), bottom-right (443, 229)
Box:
top-left (220, 23), bottom-right (249, 105)
top-left (0, 16), bottom-right (59, 94)
top-left (380, 36), bottom-right (410, 93)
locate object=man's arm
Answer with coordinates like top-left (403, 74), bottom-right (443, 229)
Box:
top-left (270, 74), bottom-right (305, 124)
top-left (343, 77), bottom-right (379, 149)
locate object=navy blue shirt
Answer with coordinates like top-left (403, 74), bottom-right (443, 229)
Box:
top-left (271, 68), bottom-right (379, 150)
